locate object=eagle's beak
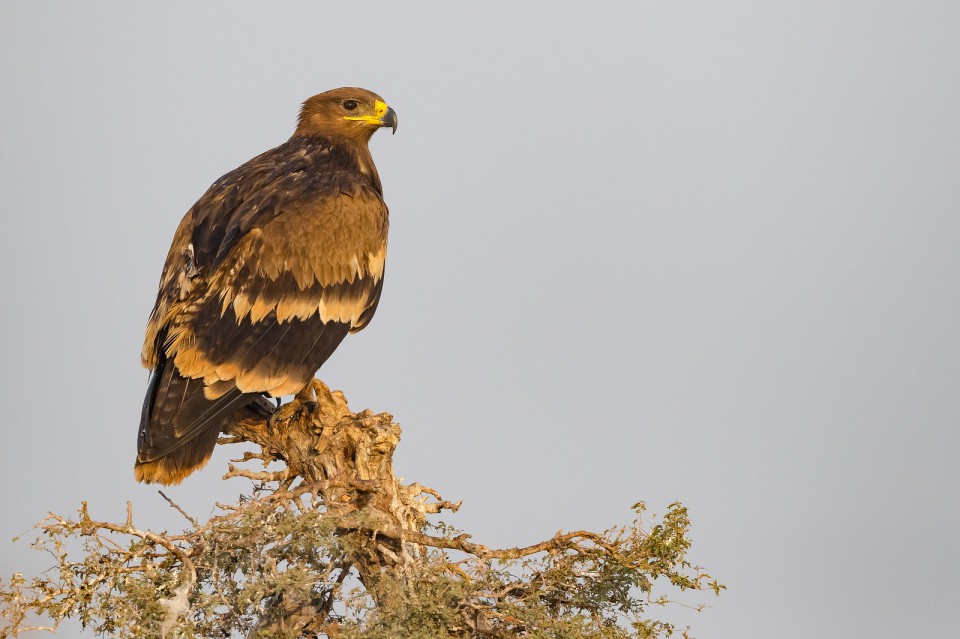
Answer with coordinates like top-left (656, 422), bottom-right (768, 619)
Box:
top-left (380, 107), bottom-right (398, 135)
top-left (344, 101), bottom-right (398, 134)
top-left (372, 100), bottom-right (397, 134)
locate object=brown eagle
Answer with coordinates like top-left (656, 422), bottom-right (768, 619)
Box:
top-left (136, 88), bottom-right (397, 485)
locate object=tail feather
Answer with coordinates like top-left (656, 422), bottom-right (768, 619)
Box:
top-left (135, 358), bottom-right (256, 485)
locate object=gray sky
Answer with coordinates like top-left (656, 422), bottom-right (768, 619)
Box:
top-left (1, 2), bottom-right (958, 637)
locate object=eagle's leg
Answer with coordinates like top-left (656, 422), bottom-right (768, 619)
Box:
top-left (246, 394), bottom-right (278, 418)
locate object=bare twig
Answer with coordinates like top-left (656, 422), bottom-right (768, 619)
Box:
top-left (222, 464), bottom-right (291, 483)
top-left (158, 490), bottom-right (198, 527)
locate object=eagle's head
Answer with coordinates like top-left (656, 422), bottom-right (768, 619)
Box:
top-left (295, 87), bottom-right (398, 141)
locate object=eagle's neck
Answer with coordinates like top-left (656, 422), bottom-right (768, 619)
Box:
top-left (292, 135), bottom-right (382, 195)
top-left (350, 143), bottom-right (382, 194)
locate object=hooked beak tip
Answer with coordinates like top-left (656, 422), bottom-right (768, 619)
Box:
top-left (381, 107), bottom-right (398, 135)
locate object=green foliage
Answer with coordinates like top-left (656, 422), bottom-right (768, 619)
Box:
top-left (1, 495), bottom-right (722, 638)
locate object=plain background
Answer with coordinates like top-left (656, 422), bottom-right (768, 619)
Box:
top-left (1, 2), bottom-right (958, 637)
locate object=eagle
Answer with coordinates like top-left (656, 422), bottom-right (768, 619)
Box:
top-left (136, 87), bottom-right (397, 485)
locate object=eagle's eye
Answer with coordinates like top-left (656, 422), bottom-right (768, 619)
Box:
top-left (342, 100), bottom-right (359, 111)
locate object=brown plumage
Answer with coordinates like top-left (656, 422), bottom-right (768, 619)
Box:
top-left (136, 88), bottom-right (397, 485)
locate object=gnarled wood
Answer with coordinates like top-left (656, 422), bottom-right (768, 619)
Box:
top-left (222, 380), bottom-right (458, 636)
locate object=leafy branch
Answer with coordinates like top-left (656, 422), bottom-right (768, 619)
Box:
top-left (1, 381), bottom-right (723, 638)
